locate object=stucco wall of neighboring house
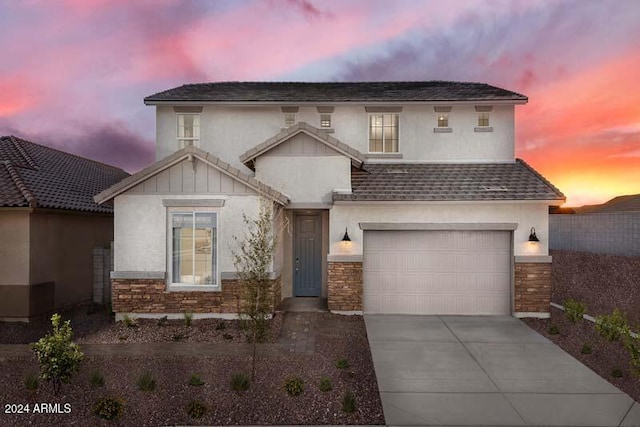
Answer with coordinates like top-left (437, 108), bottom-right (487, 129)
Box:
top-left (156, 104), bottom-right (516, 165)
top-left (256, 156), bottom-right (351, 204)
top-left (29, 211), bottom-right (114, 308)
top-left (0, 210), bottom-right (31, 319)
top-left (328, 202), bottom-right (551, 257)
top-left (549, 212), bottom-right (640, 256)
top-left (114, 193), bottom-right (263, 276)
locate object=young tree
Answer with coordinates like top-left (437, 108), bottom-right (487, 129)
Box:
top-left (232, 198), bottom-right (284, 380)
top-left (31, 313), bottom-right (84, 395)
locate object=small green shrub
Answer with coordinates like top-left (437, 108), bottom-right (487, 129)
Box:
top-left (623, 334), bottom-right (640, 377)
top-left (118, 335), bottom-right (128, 341)
top-left (122, 314), bottom-right (137, 328)
top-left (93, 396), bottom-right (124, 420)
top-left (335, 358), bottom-right (350, 369)
top-left (24, 372), bottom-right (39, 390)
top-left (223, 333), bottom-right (233, 341)
top-left (31, 313), bottom-right (84, 395)
top-left (596, 308), bottom-right (629, 341)
top-left (136, 371), bottom-right (156, 391)
top-left (611, 368), bottom-right (623, 378)
top-left (283, 376), bottom-right (304, 396)
top-left (90, 371), bottom-right (105, 387)
top-left (157, 315), bottom-right (168, 327)
top-left (580, 344), bottom-right (592, 355)
top-left (319, 376), bottom-right (332, 392)
top-left (215, 321), bottom-right (226, 330)
top-left (189, 373), bottom-right (205, 386)
top-left (564, 298), bottom-right (586, 323)
top-left (342, 389), bottom-right (357, 413)
top-left (183, 311), bottom-right (193, 327)
top-left (548, 324), bottom-right (560, 335)
top-left (172, 333), bottom-right (184, 342)
top-left (230, 372), bottom-right (250, 391)
top-left (186, 400), bottom-right (207, 419)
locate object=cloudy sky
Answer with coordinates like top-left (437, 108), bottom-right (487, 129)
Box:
top-left (1, 0), bottom-right (639, 206)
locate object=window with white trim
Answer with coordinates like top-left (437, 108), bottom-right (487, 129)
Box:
top-left (177, 114), bottom-right (200, 148)
top-left (437, 113), bottom-right (449, 128)
top-left (477, 112), bottom-right (490, 127)
top-left (170, 211), bottom-right (217, 287)
top-left (369, 113), bottom-right (399, 153)
top-left (284, 113), bottom-right (296, 128)
top-left (320, 114), bottom-right (331, 128)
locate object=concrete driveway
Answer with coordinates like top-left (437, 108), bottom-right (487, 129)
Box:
top-left (365, 315), bottom-right (640, 426)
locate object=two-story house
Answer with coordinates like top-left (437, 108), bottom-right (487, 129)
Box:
top-left (95, 81), bottom-right (565, 320)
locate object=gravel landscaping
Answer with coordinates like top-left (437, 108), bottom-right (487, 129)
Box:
top-left (0, 312), bottom-right (385, 425)
top-left (522, 249), bottom-right (640, 404)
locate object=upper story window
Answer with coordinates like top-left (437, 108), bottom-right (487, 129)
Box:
top-left (177, 114), bottom-right (200, 148)
top-left (284, 113), bottom-right (296, 128)
top-left (320, 114), bottom-right (331, 128)
top-left (433, 106), bottom-right (452, 133)
top-left (369, 113), bottom-right (399, 153)
top-left (437, 113), bottom-right (449, 128)
top-left (474, 105), bottom-right (493, 132)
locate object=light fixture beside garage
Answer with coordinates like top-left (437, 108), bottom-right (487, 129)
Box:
top-left (341, 227), bottom-right (351, 242)
top-left (528, 227), bottom-right (540, 242)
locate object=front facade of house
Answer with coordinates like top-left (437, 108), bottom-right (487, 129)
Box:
top-left (96, 82), bottom-right (565, 319)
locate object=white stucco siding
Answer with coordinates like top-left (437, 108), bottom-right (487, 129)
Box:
top-left (114, 194), bottom-right (262, 274)
top-left (255, 156), bottom-right (351, 204)
top-left (155, 104), bottom-right (516, 164)
top-left (329, 202), bottom-right (550, 257)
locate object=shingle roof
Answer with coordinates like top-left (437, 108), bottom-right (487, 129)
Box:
top-left (239, 122), bottom-right (365, 169)
top-left (94, 145), bottom-right (290, 206)
top-left (0, 136), bottom-right (130, 213)
top-left (145, 81), bottom-right (527, 103)
top-left (333, 160), bottom-right (565, 202)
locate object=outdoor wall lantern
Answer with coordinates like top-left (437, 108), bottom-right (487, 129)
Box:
top-left (341, 227), bottom-right (351, 242)
top-left (528, 227), bottom-right (540, 242)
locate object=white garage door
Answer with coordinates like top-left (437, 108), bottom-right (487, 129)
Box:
top-left (363, 230), bottom-right (511, 315)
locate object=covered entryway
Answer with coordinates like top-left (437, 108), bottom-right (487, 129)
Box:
top-left (293, 213), bottom-right (323, 297)
top-left (363, 230), bottom-right (511, 315)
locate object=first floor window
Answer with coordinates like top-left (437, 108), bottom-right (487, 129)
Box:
top-left (477, 113), bottom-right (490, 127)
top-left (369, 113), bottom-right (399, 153)
top-left (437, 113), bottom-right (449, 127)
top-left (171, 212), bottom-right (217, 286)
top-left (177, 114), bottom-right (200, 148)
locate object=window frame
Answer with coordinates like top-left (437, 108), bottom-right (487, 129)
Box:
top-left (320, 114), bottom-right (332, 128)
top-left (477, 112), bottom-right (490, 127)
top-left (167, 208), bottom-right (219, 291)
top-left (284, 113), bottom-right (296, 128)
top-left (176, 113), bottom-right (200, 148)
top-left (368, 113), bottom-right (400, 153)
top-left (437, 112), bottom-right (449, 128)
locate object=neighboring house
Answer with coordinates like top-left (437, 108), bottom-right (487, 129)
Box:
top-left (550, 194), bottom-right (640, 256)
top-left (0, 136), bottom-right (129, 321)
top-left (95, 81), bottom-right (565, 319)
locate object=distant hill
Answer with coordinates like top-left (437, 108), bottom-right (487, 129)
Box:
top-left (574, 194), bottom-right (640, 214)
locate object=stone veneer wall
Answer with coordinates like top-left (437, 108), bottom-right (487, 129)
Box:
top-left (327, 262), bottom-right (362, 311)
top-left (514, 263), bottom-right (551, 314)
top-left (112, 276), bottom-right (282, 314)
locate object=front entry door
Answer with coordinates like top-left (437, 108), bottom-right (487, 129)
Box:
top-left (293, 214), bottom-right (322, 296)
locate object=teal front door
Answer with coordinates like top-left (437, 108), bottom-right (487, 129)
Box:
top-left (293, 214), bottom-right (322, 297)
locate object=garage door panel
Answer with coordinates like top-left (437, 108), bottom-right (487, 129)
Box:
top-left (363, 230), bottom-right (511, 315)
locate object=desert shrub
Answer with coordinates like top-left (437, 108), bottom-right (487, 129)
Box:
top-left (122, 314), bottom-right (137, 328)
top-left (186, 400), bottom-right (208, 419)
top-left (283, 376), bottom-right (304, 396)
top-left (611, 368), bottom-right (623, 378)
top-left (136, 371), bottom-right (156, 391)
top-left (189, 373), bottom-right (205, 386)
top-left (90, 371), bottom-right (105, 387)
top-left (24, 373), bottom-right (39, 390)
top-left (231, 372), bottom-right (250, 391)
top-left (93, 396), bottom-right (124, 420)
top-left (335, 358), bottom-right (350, 369)
top-left (580, 344), bottom-right (592, 355)
top-left (564, 298), bottom-right (586, 323)
top-left (548, 325), bottom-right (559, 335)
top-left (342, 389), bottom-right (357, 413)
top-left (157, 315), bottom-right (168, 327)
top-left (215, 321), bottom-right (226, 330)
top-left (118, 335), bottom-right (128, 341)
top-left (172, 333), bottom-right (184, 342)
top-left (623, 334), bottom-right (640, 377)
top-left (183, 311), bottom-right (193, 327)
top-left (319, 377), bottom-right (332, 392)
top-left (595, 308), bottom-right (629, 341)
top-left (223, 333), bottom-right (233, 341)
top-left (31, 313), bottom-right (84, 394)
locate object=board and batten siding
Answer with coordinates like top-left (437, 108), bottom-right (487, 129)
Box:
top-left (261, 132), bottom-right (341, 157)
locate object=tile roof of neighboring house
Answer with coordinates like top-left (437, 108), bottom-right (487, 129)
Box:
top-left (145, 81), bottom-right (528, 103)
top-left (0, 136), bottom-right (130, 213)
top-left (576, 194), bottom-right (640, 213)
top-left (94, 145), bottom-right (290, 206)
top-left (333, 160), bottom-right (565, 202)
top-left (239, 122), bottom-right (366, 169)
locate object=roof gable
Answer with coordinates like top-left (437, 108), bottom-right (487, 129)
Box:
top-left (95, 146), bottom-right (289, 205)
top-left (239, 122), bottom-right (365, 170)
top-left (0, 136), bottom-right (129, 213)
top-left (145, 81), bottom-right (528, 104)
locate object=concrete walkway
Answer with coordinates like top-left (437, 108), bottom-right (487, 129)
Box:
top-left (365, 314), bottom-right (640, 427)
